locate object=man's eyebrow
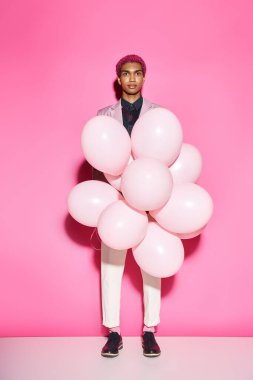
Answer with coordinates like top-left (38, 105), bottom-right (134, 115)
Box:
top-left (121, 69), bottom-right (143, 73)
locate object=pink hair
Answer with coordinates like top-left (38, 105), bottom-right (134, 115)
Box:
top-left (116, 54), bottom-right (146, 77)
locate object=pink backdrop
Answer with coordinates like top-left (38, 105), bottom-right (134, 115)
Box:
top-left (0, 0), bottom-right (252, 337)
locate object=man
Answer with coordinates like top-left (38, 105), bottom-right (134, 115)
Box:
top-left (93, 54), bottom-right (162, 357)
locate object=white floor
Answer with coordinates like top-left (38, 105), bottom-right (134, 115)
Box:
top-left (0, 337), bottom-right (253, 380)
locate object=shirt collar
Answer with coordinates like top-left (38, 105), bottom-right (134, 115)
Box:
top-left (121, 96), bottom-right (143, 111)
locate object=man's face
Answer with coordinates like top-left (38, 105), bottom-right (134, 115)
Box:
top-left (117, 62), bottom-right (145, 96)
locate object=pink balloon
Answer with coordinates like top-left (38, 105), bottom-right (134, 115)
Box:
top-left (104, 154), bottom-right (134, 191)
top-left (150, 183), bottom-right (214, 234)
top-left (97, 200), bottom-right (148, 250)
top-left (172, 227), bottom-right (205, 239)
top-left (131, 108), bottom-right (183, 166)
top-left (169, 143), bottom-right (202, 184)
top-left (81, 116), bottom-right (131, 176)
top-left (103, 172), bottom-right (122, 191)
top-left (133, 222), bottom-right (184, 278)
top-left (121, 158), bottom-right (173, 211)
top-left (67, 180), bottom-right (122, 227)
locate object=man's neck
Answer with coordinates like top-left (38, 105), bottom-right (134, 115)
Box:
top-left (121, 92), bottom-right (142, 104)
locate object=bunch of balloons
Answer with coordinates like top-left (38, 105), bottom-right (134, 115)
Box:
top-left (68, 108), bottom-right (213, 278)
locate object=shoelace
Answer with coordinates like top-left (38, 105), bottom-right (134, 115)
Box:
top-left (107, 332), bottom-right (120, 348)
top-left (143, 332), bottom-right (156, 348)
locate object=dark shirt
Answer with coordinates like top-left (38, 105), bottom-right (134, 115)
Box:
top-left (92, 97), bottom-right (143, 181)
top-left (121, 96), bottom-right (143, 136)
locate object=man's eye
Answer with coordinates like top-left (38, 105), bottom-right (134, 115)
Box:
top-left (122, 72), bottom-right (128, 76)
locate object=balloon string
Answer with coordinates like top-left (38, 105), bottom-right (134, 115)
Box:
top-left (90, 227), bottom-right (101, 251)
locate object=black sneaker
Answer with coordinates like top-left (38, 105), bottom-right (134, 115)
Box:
top-left (142, 331), bottom-right (161, 357)
top-left (101, 332), bottom-right (123, 357)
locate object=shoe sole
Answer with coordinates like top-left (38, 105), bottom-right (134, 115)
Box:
top-left (142, 343), bottom-right (161, 357)
top-left (143, 352), bottom-right (161, 357)
top-left (101, 343), bottom-right (123, 357)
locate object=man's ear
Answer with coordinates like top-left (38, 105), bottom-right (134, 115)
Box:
top-left (117, 77), bottom-right (121, 86)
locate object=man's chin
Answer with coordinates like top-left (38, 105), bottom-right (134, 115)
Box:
top-left (124, 89), bottom-right (141, 96)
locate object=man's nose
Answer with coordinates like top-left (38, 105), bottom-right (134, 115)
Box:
top-left (129, 72), bottom-right (135, 81)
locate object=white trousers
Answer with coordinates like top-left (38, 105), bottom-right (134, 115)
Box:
top-left (101, 241), bottom-right (161, 328)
